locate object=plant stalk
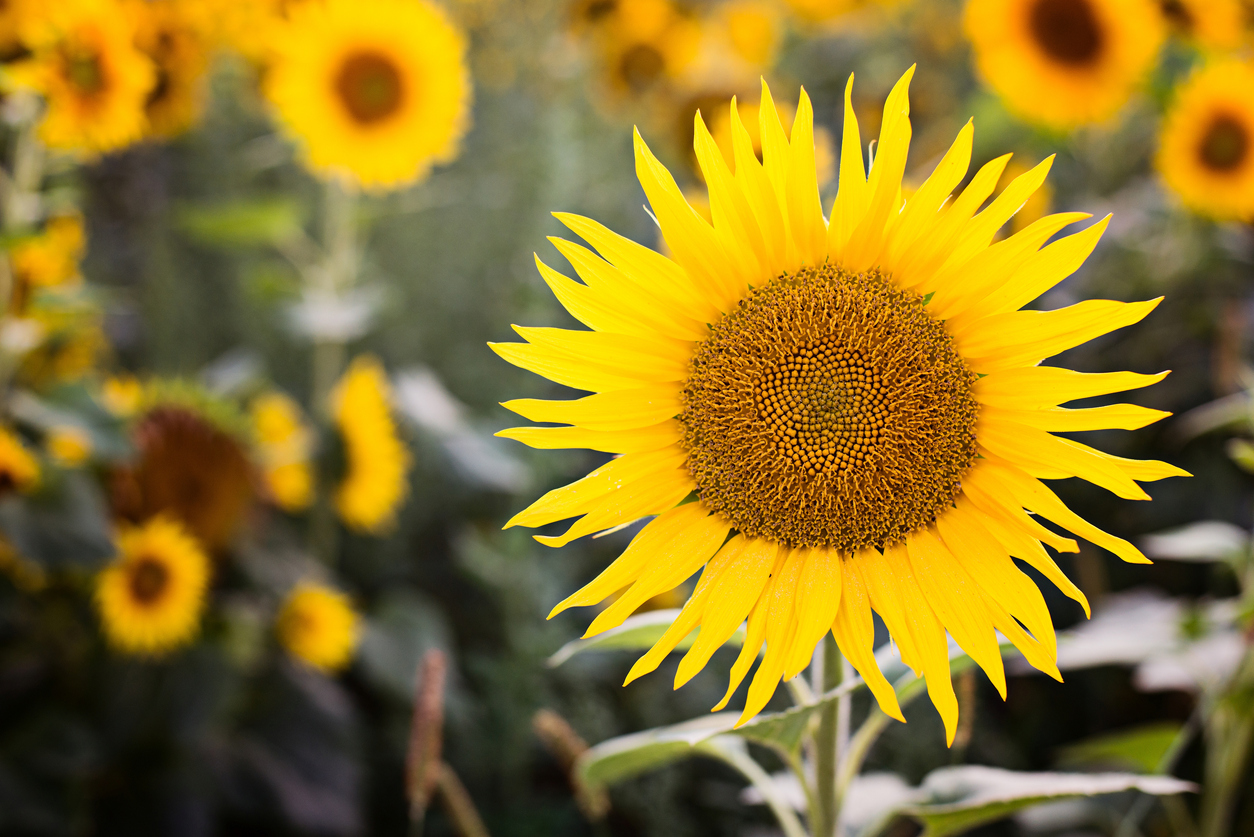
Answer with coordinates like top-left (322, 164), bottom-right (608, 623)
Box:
top-left (814, 634), bottom-right (844, 837)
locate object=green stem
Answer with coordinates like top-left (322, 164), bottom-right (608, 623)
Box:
top-left (814, 634), bottom-right (843, 837)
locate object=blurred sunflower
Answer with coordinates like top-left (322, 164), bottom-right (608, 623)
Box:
top-left (18, 305), bottom-right (107, 388)
top-left (131, 0), bottom-right (212, 139)
top-left (114, 400), bottom-right (254, 551)
top-left (96, 516), bottom-right (210, 656)
top-left (332, 355), bottom-right (410, 534)
top-left (7, 213), bottom-right (85, 312)
top-left (717, 0), bottom-right (782, 70)
top-left (592, 0), bottom-right (702, 96)
top-left (275, 582), bottom-right (360, 672)
top-left (264, 0), bottom-right (472, 189)
top-left (1158, 59), bottom-right (1254, 220)
top-left (1156, 0), bottom-right (1245, 51)
top-left (12, 0), bottom-right (154, 154)
top-left (0, 428), bottom-right (40, 495)
top-left (251, 391), bottom-right (314, 513)
top-left (964, 0), bottom-right (1164, 129)
top-left (47, 425), bottom-right (92, 468)
top-left (0, 0), bottom-right (33, 60)
top-left (494, 71), bottom-right (1185, 738)
top-left (783, 0), bottom-right (901, 25)
top-left (101, 374), bottom-right (143, 417)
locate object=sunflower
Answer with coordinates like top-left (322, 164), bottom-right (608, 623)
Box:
top-left (100, 374), bottom-right (143, 417)
top-left (96, 516), bottom-right (210, 656)
top-left (332, 355), bottom-right (411, 534)
top-left (1158, 59), bottom-right (1254, 220)
top-left (493, 71), bottom-right (1186, 741)
top-left (7, 213), bottom-right (85, 313)
top-left (1156, 0), bottom-right (1245, 51)
top-left (0, 427), bottom-right (40, 495)
top-left (47, 425), bottom-right (92, 467)
top-left (130, 0), bottom-right (212, 139)
top-left (251, 391), bottom-right (314, 513)
top-left (592, 0), bottom-right (702, 96)
top-left (717, 0), bottom-right (782, 70)
top-left (964, 0), bottom-right (1164, 129)
top-left (12, 0), bottom-right (155, 154)
top-left (0, 0), bottom-right (33, 60)
top-left (113, 403), bottom-right (254, 551)
top-left (264, 0), bottom-right (472, 190)
top-left (275, 582), bottom-right (360, 672)
top-left (17, 304), bottom-right (107, 388)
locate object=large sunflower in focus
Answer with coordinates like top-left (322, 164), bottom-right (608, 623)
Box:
top-left (264, 0), bottom-right (472, 189)
top-left (13, 0), bottom-right (154, 154)
top-left (965, 0), bottom-right (1164, 129)
top-left (494, 71), bottom-right (1187, 740)
top-left (1158, 59), bottom-right (1254, 220)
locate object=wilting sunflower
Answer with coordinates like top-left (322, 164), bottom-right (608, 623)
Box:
top-left (96, 516), bottom-right (210, 656)
top-left (1156, 0), bottom-right (1245, 51)
top-left (113, 402), bottom-right (254, 551)
top-left (12, 0), bottom-right (154, 154)
top-left (131, 0), bottom-right (212, 139)
top-left (275, 582), bottom-right (360, 672)
top-left (251, 391), bottom-right (314, 513)
top-left (332, 355), bottom-right (411, 533)
top-left (0, 427), bottom-right (39, 495)
top-left (494, 71), bottom-right (1186, 740)
top-left (965, 0), bottom-right (1164, 129)
top-left (264, 0), bottom-right (472, 189)
top-left (1158, 59), bottom-right (1254, 220)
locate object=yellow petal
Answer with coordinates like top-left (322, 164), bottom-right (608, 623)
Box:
top-left (490, 341), bottom-right (649, 392)
top-left (781, 547), bottom-right (843, 681)
top-left (978, 418), bottom-right (1151, 500)
top-left (827, 75), bottom-right (867, 256)
top-left (980, 404), bottom-right (1171, 433)
top-left (496, 421), bottom-right (682, 453)
top-left (737, 547), bottom-right (806, 724)
top-left (693, 111), bottom-right (768, 278)
top-left (973, 367), bottom-right (1170, 410)
top-left (502, 384), bottom-right (682, 431)
top-left (786, 88), bottom-right (828, 266)
top-left (831, 556), bottom-right (904, 722)
top-left (962, 461), bottom-right (1081, 554)
top-left (948, 156), bottom-right (1054, 267)
top-left (731, 96), bottom-right (790, 276)
top-left (534, 462), bottom-right (694, 547)
top-left (714, 595), bottom-right (769, 711)
top-left (882, 120), bottom-right (973, 274)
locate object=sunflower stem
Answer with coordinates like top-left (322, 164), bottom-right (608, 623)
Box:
top-left (814, 634), bottom-right (844, 837)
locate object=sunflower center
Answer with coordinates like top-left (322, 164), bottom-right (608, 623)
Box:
top-left (618, 44), bottom-right (665, 91)
top-left (62, 48), bottom-right (105, 97)
top-left (335, 51), bottom-right (404, 125)
top-left (1158, 0), bottom-right (1194, 31)
top-left (1198, 114), bottom-right (1249, 172)
top-left (129, 556), bottom-right (170, 605)
top-left (1028, 0), bottom-right (1104, 66)
top-left (680, 266), bottom-right (979, 552)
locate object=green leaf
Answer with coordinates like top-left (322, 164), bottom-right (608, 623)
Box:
top-left (575, 714), bottom-right (737, 792)
top-left (546, 609), bottom-right (743, 668)
top-left (176, 198), bottom-right (304, 248)
top-left (901, 766), bottom-right (1195, 837)
top-left (1056, 722), bottom-right (1183, 774)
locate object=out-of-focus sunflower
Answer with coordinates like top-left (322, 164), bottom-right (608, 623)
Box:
top-left (264, 0), bottom-right (472, 189)
top-left (0, 0), bottom-right (33, 60)
top-left (0, 427), bottom-right (40, 495)
top-left (18, 304), bottom-right (107, 388)
top-left (494, 71), bottom-right (1186, 738)
top-left (130, 0), bottom-right (212, 139)
top-left (717, 0), bottom-right (782, 69)
top-left (275, 582), bottom-right (360, 672)
top-left (101, 374), bottom-right (143, 417)
top-left (7, 213), bottom-right (85, 312)
top-left (592, 0), bottom-right (702, 96)
top-left (251, 391), bottom-right (314, 513)
top-left (12, 0), bottom-right (154, 154)
top-left (783, 0), bottom-right (903, 25)
top-left (332, 355), bottom-right (410, 534)
top-left (96, 516), bottom-right (210, 656)
top-left (1156, 0), bottom-right (1245, 51)
top-left (47, 425), bottom-right (92, 467)
top-left (1158, 59), bottom-right (1254, 220)
top-left (965, 0), bottom-right (1164, 129)
top-left (113, 401), bottom-right (254, 551)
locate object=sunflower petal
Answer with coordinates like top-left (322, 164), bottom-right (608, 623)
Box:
top-left (781, 547), bottom-right (843, 681)
top-left (974, 367), bottom-right (1170, 410)
top-left (496, 421), bottom-right (682, 453)
top-left (981, 404), bottom-right (1171, 433)
top-left (786, 88), bottom-right (828, 265)
top-left (502, 384), bottom-right (682, 431)
top-left (828, 75), bottom-right (867, 255)
top-left (831, 555), bottom-right (905, 722)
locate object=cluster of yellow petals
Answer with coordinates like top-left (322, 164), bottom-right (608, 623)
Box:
top-left (0, 427), bottom-right (40, 495)
top-left (276, 582), bottom-right (361, 673)
top-left (251, 391), bottom-right (315, 513)
top-left (332, 355), bottom-right (411, 534)
top-left (495, 69), bottom-right (1187, 742)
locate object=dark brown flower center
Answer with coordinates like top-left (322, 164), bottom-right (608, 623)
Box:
top-left (1029, 0), bottom-right (1105, 66)
top-left (680, 266), bottom-right (979, 552)
top-left (335, 51), bottom-right (404, 125)
top-left (1199, 114), bottom-right (1249, 172)
top-left (128, 556), bottom-right (170, 605)
top-left (1158, 0), bottom-right (1194, 32)
top-left (618, 44), bottom-right (665, 91)
top-left (63, 48), bottom-right (105, 97)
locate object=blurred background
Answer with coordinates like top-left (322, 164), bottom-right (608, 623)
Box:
top-left (1, 0), bottom-right (1253, 834)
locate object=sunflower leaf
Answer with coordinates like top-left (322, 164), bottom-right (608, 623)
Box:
top-left (546, 609), bottom-right (744, 668)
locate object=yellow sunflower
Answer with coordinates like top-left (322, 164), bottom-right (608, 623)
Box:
top-left (717, 0), bottom-right (782, 70)
top-left (275, 582), bottom-right (361, 672)
top-left (593, 0), bottom-right (703, 96)
top-left (332, 355), bottom-right (411, 534)
top-left (47, 425), bottom-right (92, 467)
top-left (493, 71), bottom-right (1187, 741)
top-left (13, 0), bottom-right (155, 154)
top-left (965, 0), bottom-right (1164, 129)
top-left (0, 427), bottom-right (40, 495)
top-left (7, 213), bottom-right (85, 313)
top-left (1157, 0), bottom-right (1245, 51)
top-left (251, 391), bottom-right (314, 513)
top-left (101, 374), bottom-right (143, 417)
top-left (96, 516), bottom-right (210, 656)
top-left (1158, 59), bottom-right (1254, 220)
top-left (130, 0), bottom-right (212, 139)
top-left (264, 0), bottom-right (472, 190)
top-left (0, 0), bottom-right (33, 60)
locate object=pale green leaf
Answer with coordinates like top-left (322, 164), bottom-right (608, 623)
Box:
top-left (177, 199), bottom-right (304, 248)
top-left (1056, 722), bottom-right (1183, 774)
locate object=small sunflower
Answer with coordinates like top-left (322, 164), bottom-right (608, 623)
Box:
top-left (17, 304), bottom-right (107, 388)
top-left (96, 516), bottom-right (210, 656)
top-left (251, 391), bottom-right (314, 513)
top-left (131, 0), bottom-right (212, 139)
top-left (13, 0), bottom-right (155, 154)
top-left (494, 71), bottom-right (1186, 740)
top-left (332, 355), bottom-right (411, 534)
top-left (275, 582), bottom-right (361, 672)
top-left (114, 403), bottom-right (254, 551)
top-left (0, 427), bottom-right (40, 495)
top-left (1156, 0), bottom-right (1245, 51)
top-left (965, 0), bottom-right (1164, 129)
top-left (7, 213), bottom-right (85, 313)
top-left (0, 0), bottom-right (33, 60)
top-left (47, 425), bottom-right (92, 467)
top-left (593, 0), bottom-right (702, 96)
top-left (101, 374), bottom-right (143, 417)
top-left (264, 0), bottom-right (472, 189)
top-left (717, 0), bottom-right (782, 70)
top-left (1158, 59), bottom-right (1254, 220)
